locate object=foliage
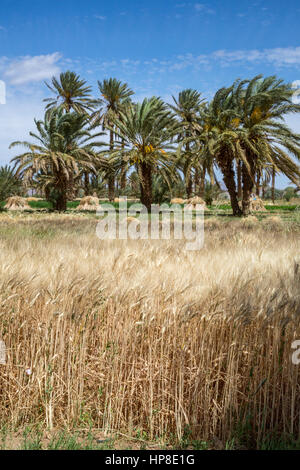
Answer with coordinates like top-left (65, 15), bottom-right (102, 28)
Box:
top-left (44, 71), bottom-right (94, 114)
top-left (108, 96), bottom-right (178, 208)
top-left (283, 186), bottom-right (298, 201)
top-left (10, 108), bottom-right (106, 211)
top-left (203, 181), bottom-right (222, 206)
top-left (6, 71), bottom-right (300, 215)
top-left (0, 165), bottom-right (23, 201)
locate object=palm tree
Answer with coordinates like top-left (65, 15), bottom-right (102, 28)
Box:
top-left (199, 85), bottom-right (244, 215)
top-left (169, 89), bottom-right (205, 198)
top-left (152, 172), bottom-right (181, 204)
top-left (128, 171), bottom-right (140, 196)
top-left (44, 71), bottom-right (94, 114)
top-left (92, 78), bottom-right (134, 201)
top-left (0, 165), bottom-right (23, 201)
top-left (271, 164), bottom-right (276, 203)
top-left (234, 75), bottom-right (300, 215)
top-left (237, 159), bottom-right (242, 199)
top-left (44, 71), bottom-right (96, 197)
top-left (203, 181), bottom-right (222, 206)
top-left (108, 97), bottom-right (177, 211)
top-left (10, 109), bottom-right (105, 211)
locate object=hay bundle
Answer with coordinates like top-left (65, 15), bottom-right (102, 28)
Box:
top-left (185, 196), bottom-right (206, 211)
top-left (126, 216), bottom-right (138, 223)
top-left (170, 198), bottom-right (186, 204)
top-left (114, 197), bottom-right (127, 203)
top-left (187, 196), bottom-right (206, 206)
top-left (76, 196), bottom-right (99, 211)
top-left (5, 196), bottom-right (31, 211)
top-left (250, 197), bottom-right (266, 212)
top-left (27, 197), bottom-right (43, 202)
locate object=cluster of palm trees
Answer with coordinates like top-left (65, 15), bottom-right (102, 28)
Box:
top-left (10, 71), bottom-right (300, 215)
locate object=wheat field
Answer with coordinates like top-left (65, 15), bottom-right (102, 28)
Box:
top-left (0, 213), bottom-right (299, 448)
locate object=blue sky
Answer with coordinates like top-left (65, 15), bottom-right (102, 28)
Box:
top-left (1, 0), bottom-right (300, 187)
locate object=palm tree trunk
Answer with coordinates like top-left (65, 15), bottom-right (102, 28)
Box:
top-left (84, 172), bottom-right (90, 195)
top-left (108, 174), bottom-right (115, 202)
top-left (140, 161), bottom-right (152, 212)
top-left (242, 158), bottom-right (256, 216)
top-left (199, 168), bottom-right (206, 198)
top-left (55, 180), bottom-right (67, 212)
top-left (55, 192), bottom-right (67, 212)
top-left (120, 141), bottom-right (127, 191)
top-left (194, 166), bottom-right (199, 195)
top-left (219, 156), bottom-right (242, 216)
top-left (185, 141), bottom-right (192, 199)
top-left (66, 173), bottom-right (75, 201)
top-left (108, 129), bottom-right (115, 201)
top-left (54, 171), bottom-right (68, 211)
top-left (237, 160), bottom-right (242, 199)
top-left (45, 186), bottom-right (50, 202)
top-left (272, 165), bottom-right (275, 204)
top-left (120, 167), bottom-right (127, 191)
top-left (186, 174), bottom-right (192, 199)
top-left (256, 169), bottom-right (261, 197)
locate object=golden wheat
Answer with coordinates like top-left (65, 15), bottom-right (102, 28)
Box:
top-left (0, 214), bottom-right (299, 446)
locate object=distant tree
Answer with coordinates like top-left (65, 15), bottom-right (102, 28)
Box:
top-left (0, 165), bottom-right (23, 201)
top-left (10, 109), bottom-right (105, 211)
top-left (203, 181), bottom-right (222, 206)
top-left (168, 89), bottom-right (205, 198)
top-left (283, 186), bottom-right (297, 202)
top-left (92, 78), bottom-right (134, 201)
top-left (264, 187), bottom-right (283, 200)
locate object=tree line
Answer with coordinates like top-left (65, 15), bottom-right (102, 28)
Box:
top-left (8, 71), bottom-right (300, 215)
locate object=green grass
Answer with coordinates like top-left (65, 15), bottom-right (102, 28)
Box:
top-left (1, 424), bottom-right (299, 450)
top-left (0, 199), bottom-right (299, 212)
top-left (265, 204), bottom-right (298, 211)
top-left (0, 426), bottom-right (115, 450)
top-left (28, 200), bottom-right (81, 209)
top-left (208, 203), bottom-right (299, 211)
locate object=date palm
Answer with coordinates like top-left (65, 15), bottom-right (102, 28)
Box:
top-left (169, 89), bottom-right (205, 198)
top-left (92, 78), bottom-right (134, 201)
top-left (0, 165), bottom-right (23, 201)
top-left (10, 109), bottom-right (105, 211)
top-left (108, 97), bottom-right (178, 210)
top-left (199, 85), bottom-right (244, 215)
top-left (234, 75), bottom-right (300, 214)
top-left (44, 71), bottom-right (94, 114)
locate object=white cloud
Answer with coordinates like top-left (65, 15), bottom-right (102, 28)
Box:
top-left (211, 47), bottom-right (300, 67)
top-left (264, 47), bottom-right (300, 66)
top-left (69, 46), bottom-right (300, 80)
top-left (165, 47), bottom-right (300, 71)
top-left (194, 3), bottom-right (215, 14)
top-left (2, 53), bottom-right (61, 85)
top-left (94, 15), bottom-right (106, 20)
